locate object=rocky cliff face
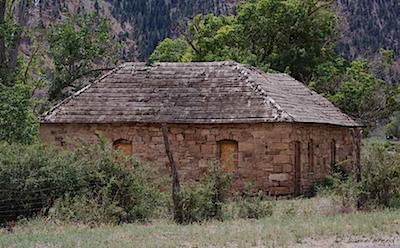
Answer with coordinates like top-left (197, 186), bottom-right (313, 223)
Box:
top-left (28, 0), bottom-right (400, 61)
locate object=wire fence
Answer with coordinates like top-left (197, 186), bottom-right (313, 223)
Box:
top-left (0, 183), bottom-right (149, 225)
top-left (0, 192), bottom-right (52, 223)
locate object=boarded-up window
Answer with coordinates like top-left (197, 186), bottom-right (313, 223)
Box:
top-left (308, 139), bottom-right (314, 173)
top-left (113, 139), bottom-right (132, 156)
top-left (218, 140), bottom-right (238, 173)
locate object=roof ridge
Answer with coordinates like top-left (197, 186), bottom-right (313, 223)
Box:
top-left (235, 65), bottom-right (294, 122)
top-left (41, 64), bottom-right (127, 122)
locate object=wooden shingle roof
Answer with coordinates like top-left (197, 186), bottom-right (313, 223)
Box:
top-left (41, 62), bottom-right (359, 127)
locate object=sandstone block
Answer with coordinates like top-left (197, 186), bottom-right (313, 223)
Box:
top-left (271, 186), bottom-right (290, 195)
top-left (269, 173), bottom-right (289, 182)
top-left (200, 144), bottom-right (215, 155)
top-left (239, 142), bottom-right (253, 152)
top-left (151, 136), bottom-right (163, 143)
top-left (200, 129), bottom-right (210, 136)
top-left (198, 159), bottom-right (208, 168)
top-left (282, 163), bottom-right (293, 173)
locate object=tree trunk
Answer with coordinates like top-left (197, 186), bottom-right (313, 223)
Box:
top-left (161, 123), bottom-right (182, 223)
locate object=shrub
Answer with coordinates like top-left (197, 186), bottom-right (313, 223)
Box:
top-left (175, 164), bottom-right (231, 224)
top-left (385, 111), bottom-right (400, 138)
top-left (359, 142), bottom-right (400, 208)
top-left (317, 172), bottom-right (361, 212)
top-left (317, 141), bottom-right (400, 210)
top-left (0, 141), bottom-right (163, 225)
top-left (60, 142), bottom-right (163, 224)
top-left (236, 196), bottom-right (274, 219)
top-left (0, 142), bottom-right (83, 223)
top-left (50, 194), bottom-right (124, 225)
top-left (223, 187), bottom-right (274, 220)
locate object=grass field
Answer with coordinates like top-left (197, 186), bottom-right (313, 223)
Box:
top-left (0, 197), bottom-right (399, 248)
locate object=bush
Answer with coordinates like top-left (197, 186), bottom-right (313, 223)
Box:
top-left (236, 195), bottom-right (274, 219)
top-left (175, 164), bottom-right (231, 224)
top-left (222, 187), bottom-right (274, 220)
top-left (317, 172), bottom-right (361, 212)
top-left (317, 141), bottom-right (400, 210)
top-left (0, 142), bottom-right (83, 223)
top-left (0, 141), bottom-right (163, 225)
top-left (50, 194), bottom-right (124, 225)
top-left (60, 142), bottom-right (163, 224)
top-left (359, 142), bottom-right (400, 208)
top-left (385, 111), bottom-right (400, 138)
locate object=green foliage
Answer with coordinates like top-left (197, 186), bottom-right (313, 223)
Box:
top-left (309, 56), bottom-right (349, 95)
top-left (0, 82), bottom-right (38, 144)
top-left (318, 172), bottom-right (361, 211)
top-left (0, 141), bottom-right (163, 224)
top-left (385, 111), bottom-right (400, 138)
top-left (329, 61), bottom-right (381, 118)
top-left (313, 59), bottom-right (399, 127)
top-left (234, 0), bottom-right (337, 80)
top-left (360, 141), bottom-right (400, 208)
top-left (149, 38), bottom-right (191, 62)
top-left (152, 0), bottom-right (338, 81)
top-left (47, 13), bottom-right (118, 101)
top-left (0, 142), bottom-right (81, 223)
top-left (188, 15), bottom-right (240, 62)
top-left (175, 164), bottom-right (231, 224)
top-left (0, 1), bottom-right (43, 144)
top-left (319, 141), bottom-right (400, 209)
top-left (62, 142), bottom-right (163, 223)
top-left (50, 194), bottom-right (124, 225)
top-left (235, 193), bottom-right (274, 219)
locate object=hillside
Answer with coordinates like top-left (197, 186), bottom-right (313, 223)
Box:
top-left (25, 0), bottom-right (400, 63)
top-left (336, 0), bottom-right (400, 60)
top-left (29, 0), bottom-right (236, 61)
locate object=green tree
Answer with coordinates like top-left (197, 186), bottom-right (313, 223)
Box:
top-left (149, 38), bottom-right (191, 62)
top-left (0, 0), bottom-right (39, 144)
top-left (234, 0), bottom-right (337, 80)
top-left (0, 82), bottom-right (38, 144)
top-left (187, 15), bottom-right (240, 62)
top-left (47, 13), bottom-right (118, 101)
top-left (328, 60), bottom-right (398, 126)
top-left (151, 0), bottom-right (338, 81)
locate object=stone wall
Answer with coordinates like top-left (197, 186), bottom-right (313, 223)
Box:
top-left (40, 122), bottom-right (360, 196)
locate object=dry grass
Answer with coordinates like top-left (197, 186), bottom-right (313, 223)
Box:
top-left (0, 197), bottom-right (399, 248)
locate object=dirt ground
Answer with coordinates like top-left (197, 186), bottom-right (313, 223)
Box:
top-left (295, 236), bottom-right (400, 248)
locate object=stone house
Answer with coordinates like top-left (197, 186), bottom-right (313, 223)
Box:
top-left (40, 62), bottom-right (361, 196)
